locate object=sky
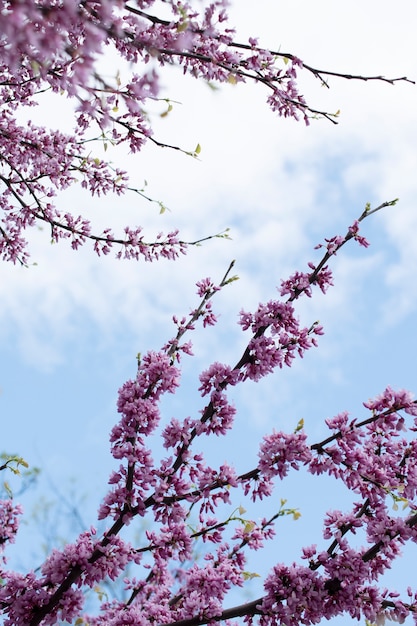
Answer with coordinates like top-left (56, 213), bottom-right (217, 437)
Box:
top-left (1, 0), bottom-right (417, 623)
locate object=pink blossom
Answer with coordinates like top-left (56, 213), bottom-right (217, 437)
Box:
top-left (258, 430), bottom-right (312, 479)
top-left (0, 500), bottom-right (22, 552)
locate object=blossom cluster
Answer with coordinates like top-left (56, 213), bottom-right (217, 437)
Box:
top-left (0, 499), bottom-right (22, 553)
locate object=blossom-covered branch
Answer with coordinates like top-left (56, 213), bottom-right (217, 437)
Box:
top-left (3, 203), bottom-right (417, 626)
top-left (0, 2), bottom-right (411, 263)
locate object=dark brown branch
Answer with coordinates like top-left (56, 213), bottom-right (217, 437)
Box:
top-left (161, 597), bottom-right (264, 626)
top-left (229, 43), bottom-right (415, 86)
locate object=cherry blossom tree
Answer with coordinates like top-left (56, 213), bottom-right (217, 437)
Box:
top-left (1, 1), bottom-right (416, 625)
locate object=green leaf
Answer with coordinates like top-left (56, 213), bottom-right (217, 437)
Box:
top-left (243, 521), bottom-right (255, 533)
top-left (294, 418), bottom-right (304, 433)
top-left (177, 20), bottom-right (189, 33)
top-left (160, 103), bottom-right (173, 118)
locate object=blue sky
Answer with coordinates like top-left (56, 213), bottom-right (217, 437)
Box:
top-left (1, 1), bottom-right (417, 623)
